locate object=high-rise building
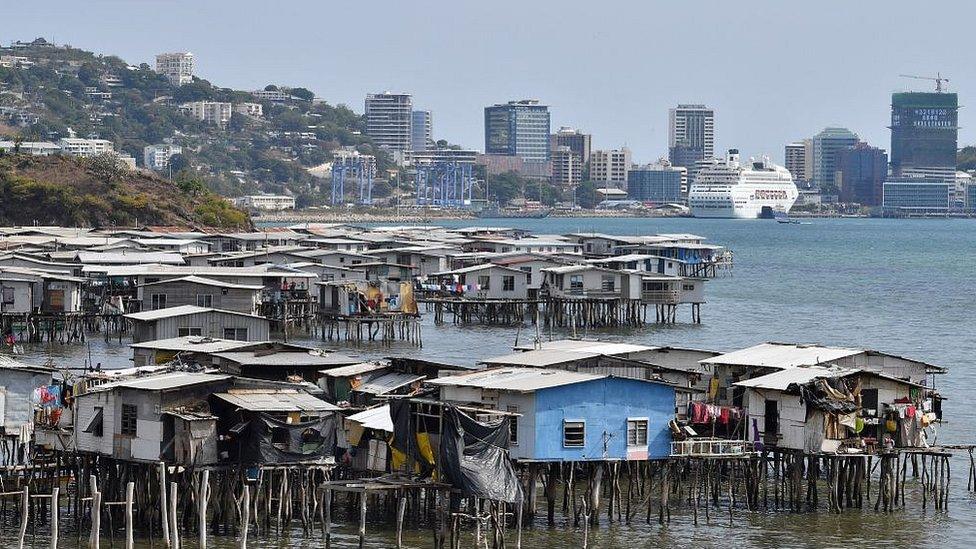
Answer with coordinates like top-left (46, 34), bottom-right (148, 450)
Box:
top-left (484, 100), bottom-right (551, 163)
top-left (155, 52), bottom-right (194, 86)
top-left (550, 127), bottom-right (591, 169)
top-left (627, 162), bottom-right (685, 203)
top-left (812, 127), bottom-right (859, 189)
top-left (365, 93), bottom-right (413, 153)
top-left (411, 110), bottom-right (433, 151)
top-left (890, 92), bottom-right (958, 182)
top-left (668, 104), bottom-right (715, 171)
top-left (785, 140), bottom-right (813, 185)
top-left (835, 142), bottom-right (888, 206)
top-left (551, 145), bottom-right (582, 187)
top-left (882, 177), bottom-right (952, 216)
top-left (589, 148), bottom-right (632, 186)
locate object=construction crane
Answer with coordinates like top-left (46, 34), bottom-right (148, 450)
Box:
top-left (899, 73), bottom-right (949, 93)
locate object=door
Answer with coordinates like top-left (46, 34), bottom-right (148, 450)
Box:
top-left (48, 290), bottom-right (65, 312)
top-left (763, 399), bottom-right (779, 444)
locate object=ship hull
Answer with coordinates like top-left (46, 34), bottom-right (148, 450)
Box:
top-left (689, 183), bottom-right (798, 219)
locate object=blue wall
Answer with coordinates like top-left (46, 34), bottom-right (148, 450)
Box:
top-left (531, 377), bottom-right (674, 461)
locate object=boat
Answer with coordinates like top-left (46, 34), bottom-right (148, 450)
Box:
top-left (689, 149), bottom-right (798, 219)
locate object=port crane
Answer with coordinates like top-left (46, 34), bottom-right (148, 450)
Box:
top-left (899, 73), bottom-right (949, 93)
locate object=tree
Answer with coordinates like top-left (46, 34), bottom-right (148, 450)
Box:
top-left (168, 154), bottom-right (189, 174)
top-left (290, 87), bottom-right (315, 101)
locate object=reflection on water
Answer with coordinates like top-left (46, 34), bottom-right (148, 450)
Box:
top-left (4, 217), bottom-right (976, 546)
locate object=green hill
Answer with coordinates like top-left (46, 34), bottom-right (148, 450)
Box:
top-left (0, 153), bottom-right (251, 229)
top-left (0, 39), bottom-right (395, 206)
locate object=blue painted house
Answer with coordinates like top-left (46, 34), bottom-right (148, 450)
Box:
top-left (429, 367), bottom-right (675, 461)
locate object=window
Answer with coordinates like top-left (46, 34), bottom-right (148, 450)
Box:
top-left (120, 404), bottom-right (137, 436)
top-left (507, 405), bottom-right (519, 446)
top-left (1, 287), bottom-right (13, 304)
top-left (84, 406), bottom-right (104, 437)
top-left (223, 327), bottom-right (248, 341)
top-left (502, 275), bottom-right (515, 291)
top-left (601, 275), bottom-right (616, 292)
top-left (627, 419), bottom-right (648, 447)
top-left (177, 327), bottom-right (202, 337)
top-left (519, 266), bottom-right (532, 285)
top-left (682, 283), bottom-right (694, 291)
top-left (196, 294), bottom-right (213, 307)
top-left (569, 275), bottom-right (584, 291)
top-left (150, 293), bottom-right (167, 310)
top-left (477, 275), bottom-right (490, 290)
top-left (563, 420), bottom-right (585, 447)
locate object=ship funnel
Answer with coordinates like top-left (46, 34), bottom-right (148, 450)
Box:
top-left (726, 148), bottom-right (740, 167)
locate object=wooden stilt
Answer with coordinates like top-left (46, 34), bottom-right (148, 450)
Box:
top-left (124, 481), bottom-right (135, 549)
top-left (159, 463), bottom-right (170, 547)
top-left (240, 485), bottom-right (250, 549)
top-left (50, 486), bottom-right (59, 549)
top-left (169, 481), bottom-right (180, 549)
top-left (17, 485), bottom-right (28, 549)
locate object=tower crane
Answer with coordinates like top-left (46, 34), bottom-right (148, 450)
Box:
top-left (899, 73), bottom-right (949, 93)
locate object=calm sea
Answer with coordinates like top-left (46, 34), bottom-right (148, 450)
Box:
top-left (8, 217), bottom-right (976, 547)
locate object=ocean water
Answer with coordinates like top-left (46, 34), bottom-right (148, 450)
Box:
top-left (8, 217), bottom-right (976, 547)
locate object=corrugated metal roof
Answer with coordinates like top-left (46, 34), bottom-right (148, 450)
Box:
top-left (129, 336), bottom-right (257, 353)
top-left (320, 362), bottom-right (389, 377)
top-left (354, 372), bottom-right (424, 395)
top-left (733, 366), bottom-right (857, 391)
top-left (428, 367), bottom-right (604, 392)
top-left (77, 251), bottom-right (185, 265)
top-left (0, 356), bottom-right (55, 374)
top-left (212, 351), bottom-right (358, 367)
top-left (346, 404), bottom-right (393, 432)
top-left (140, 276), bottom-right (264, 290)
top-left (511, 339), bottom-right (658, 355)
top-left (125, 305), bottom-right (265, 322)
top-left (482, 349), bottom-right (601, 367)
top-left (701, 343), bottom-right (862, 370)
top-left (214, 389), bottom-right (340, 412)
top-left (96, 372), bottom-right (230, 391)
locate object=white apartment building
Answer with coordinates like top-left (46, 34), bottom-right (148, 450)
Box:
top-left (668, 104), bottom-right (715, 165)
top-left (233, 102), bottom-right (263, 117)
top-left (365, 92), bottom-right (413, 153)
top-left (551, 145), bottom-right (582, 186)
top-left (179, 101), bottom-right (233, 127)
top-left (251, 89), bottom-right (290, 102)
top-left (57, 138), bottom-right (114, 157)
top-left (143, 144), bottom-right (183, 171)
top-left (589, 148), bottom-right (632, 186)
top-left (155, 52), bottom-right (194, 86)
top-left (237, 195), bottom-right (296, 211)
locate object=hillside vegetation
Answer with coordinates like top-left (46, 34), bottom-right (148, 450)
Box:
top-left (0, 153), bottom-right (251, 229)
top-left (0, 40), bottom-right (394, 205)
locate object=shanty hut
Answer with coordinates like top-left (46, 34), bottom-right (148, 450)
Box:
top-left (428, 367), bottom-right (676, 461)
top-left (0, 357), bottom-right (54, 438)
top-left (209, 388), bottom-right (340, 465)
top-left (74, 372), bottom-right (233, 463)
top-left (125, 305), bottom-right (271, 343)
top-left (735, 365), bottom-right (935, 454)
top-left (139, 275), bottom-right (263, 314)
top-left (429, 264), bottom-right (529, 300)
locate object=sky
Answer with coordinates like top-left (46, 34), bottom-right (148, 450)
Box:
top-left (5, 0), bottom-right (974, 163)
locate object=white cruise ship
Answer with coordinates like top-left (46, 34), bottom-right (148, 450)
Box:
top-left (688, 149), bottom-right (798, 218)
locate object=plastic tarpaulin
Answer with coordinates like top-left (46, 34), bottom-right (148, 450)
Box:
top-left (241, 413), bottom-right (337, 464)
top-left (439, 406), bottom-right (523, 504)
top-left (389, 399), bottom-right (434, 476)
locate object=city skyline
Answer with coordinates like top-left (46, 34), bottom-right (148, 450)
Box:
top-left (5, 0), bottom-right (976, 164)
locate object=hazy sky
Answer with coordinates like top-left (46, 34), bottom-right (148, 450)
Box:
top-left (5, 0), bottom-right (973, 163)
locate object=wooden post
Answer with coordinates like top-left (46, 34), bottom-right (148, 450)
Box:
top-left (17, 485), bottom-right (29, 549)
top-left (198, 470), bottom-right (210, 549)
top-left (396, 494), bottom-right (406, 548)
top-left (240, 485), bottom-right (251, 549)
top-left (90, 476), bottom-right (101, 549)
top-left (323, 486), bottom-right (331, 548)
top-left (516, 501), bottom-right (523, 549)
top-left (50, 486), bottom-right (59, 549)
top-left (124, 481), bottom-right (135, 549)
top-left (358, 490), bottom-right (367, 548)
top-left (169, 482), bottom-right (180, 549)
top-left (159, 463), bottom-right (170, 547)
